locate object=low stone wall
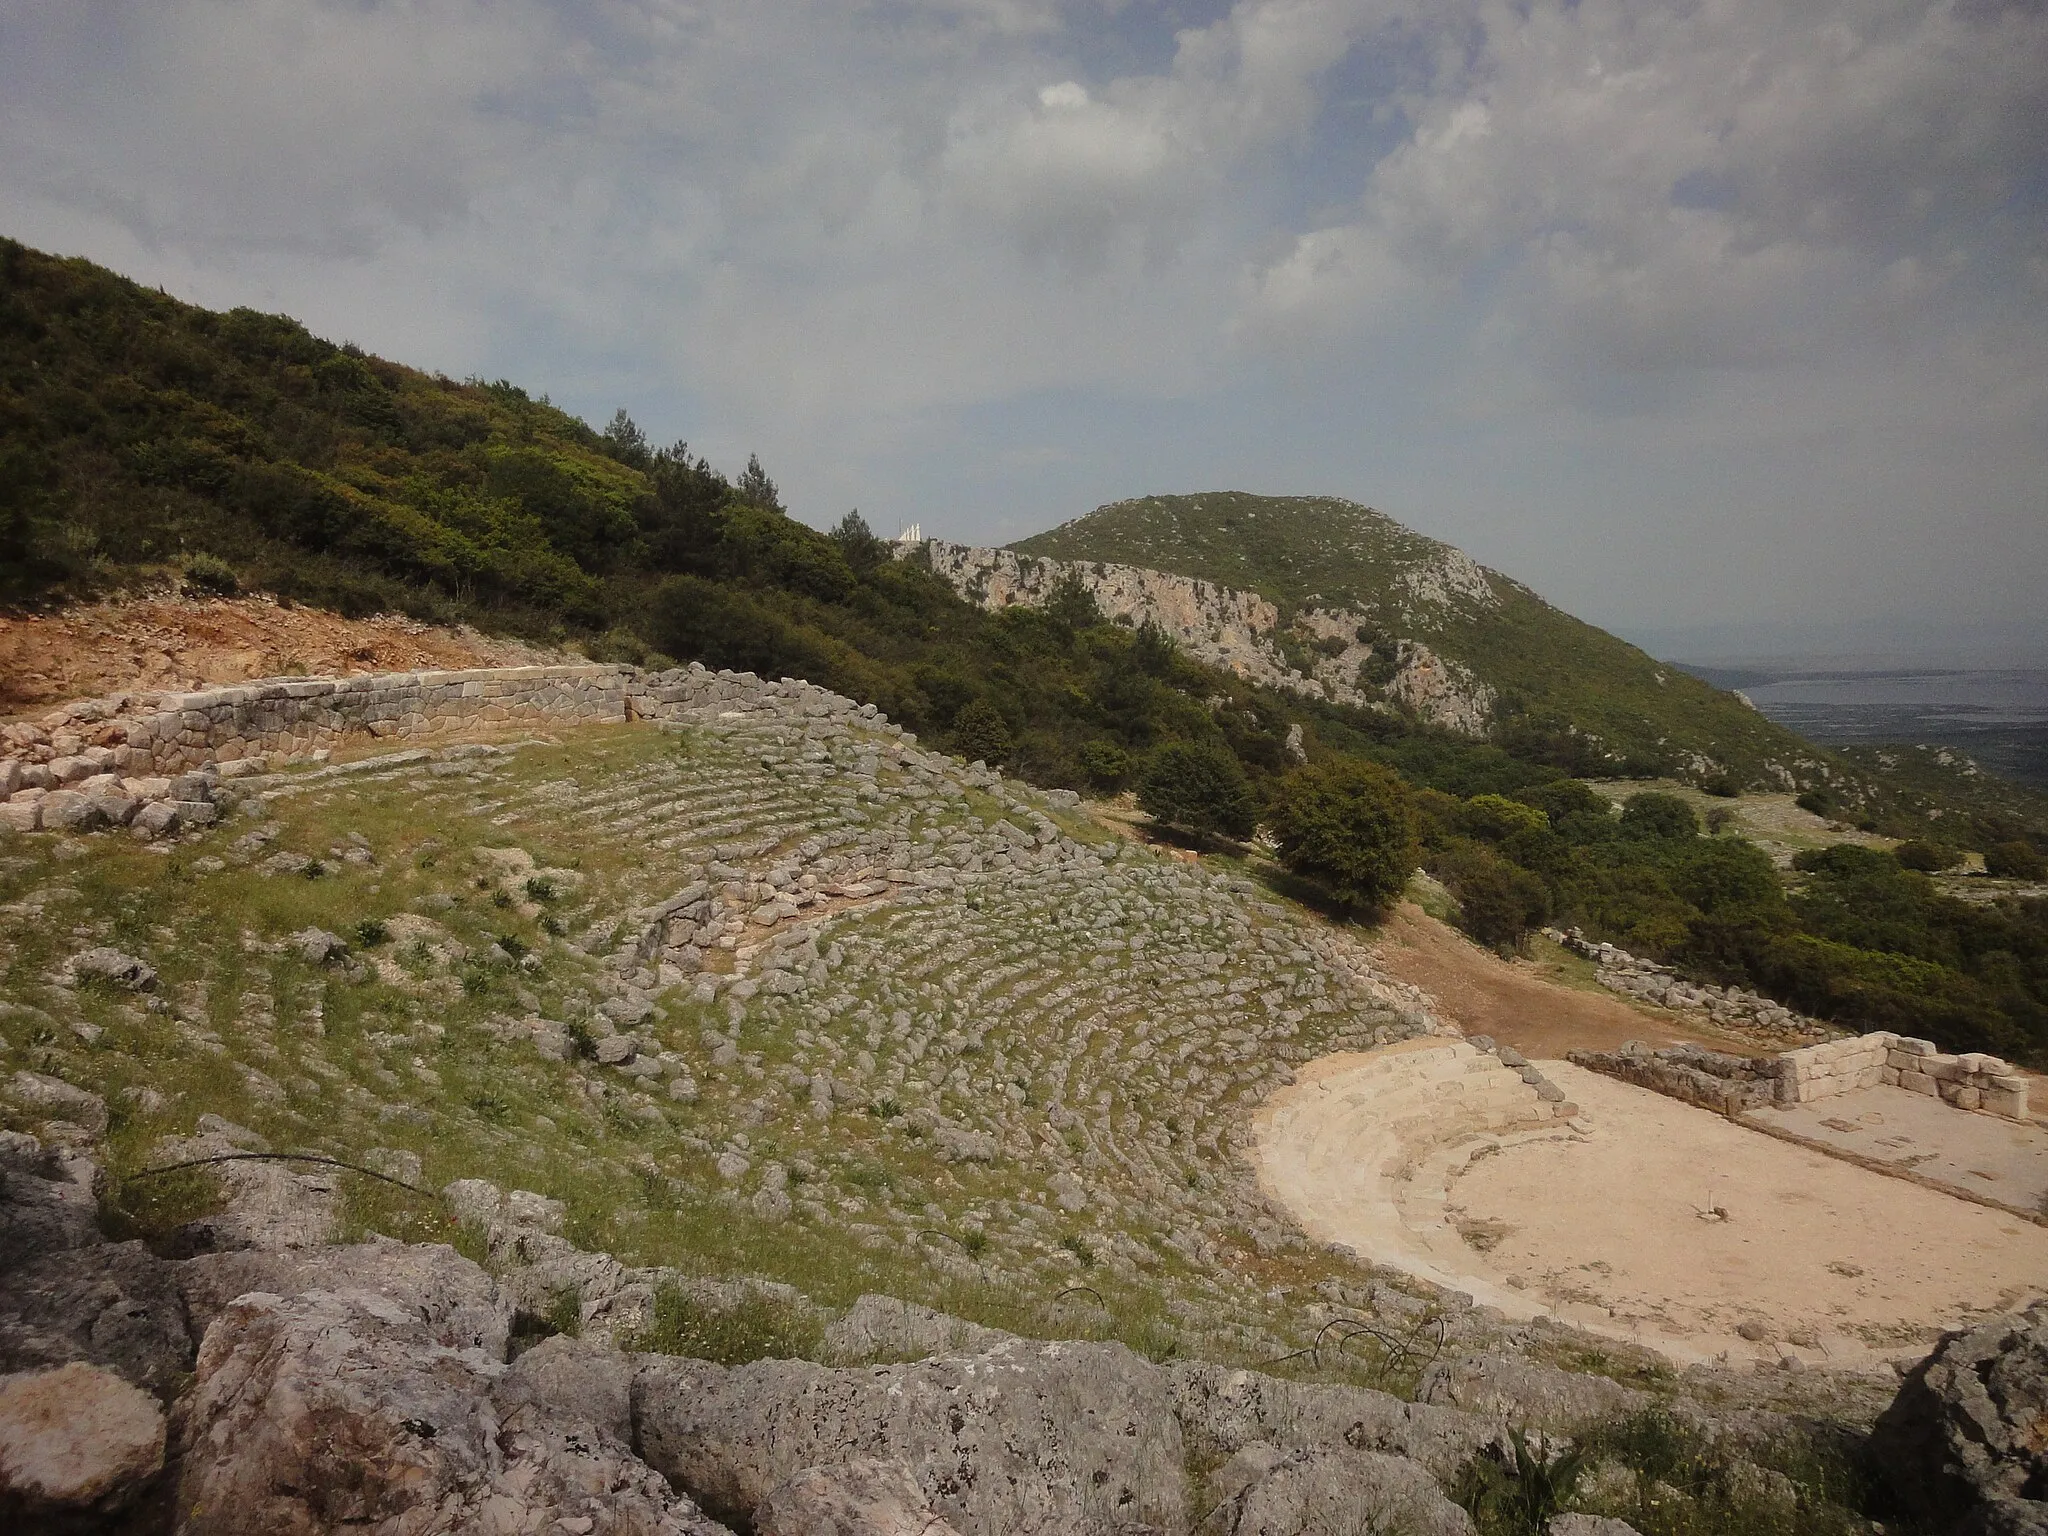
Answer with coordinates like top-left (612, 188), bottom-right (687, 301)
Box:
top-left (1780, 1031), bottom-right (2031, 1119)
top-left (1876, 1036), bottom-right (2029, 1120)
top-left (1570, 1032), bottom-right (2030, 1123)
top-left (1547, 928), bottom-right (1822, 1040)
top-left (0, 662), bottom-right (905, 837)
top-left (1566, 1043), bottom-right (1778, 1116)
top-left (1773, 1034), bottom-right (1891, 1104)
top-left (15, 664), bottom-right (636, 778)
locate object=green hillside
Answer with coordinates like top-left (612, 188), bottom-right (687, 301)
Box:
top-left (3, 236), bottom-right (2044, 1061)
top-left (1014, 492), bottom-right (1823, 789)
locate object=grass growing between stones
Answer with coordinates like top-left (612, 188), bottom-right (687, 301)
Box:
top-left (0, 715), bottom-right (1513, 1389)
top-left (1453, 1407), bottom-right (1875, 1536)
top-left (628, 1284), bottom-right (825, 1365)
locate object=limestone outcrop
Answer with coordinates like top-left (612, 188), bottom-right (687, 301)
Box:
top-left (0, 1121), bottom-right (2018, 1534)
top-left (1871, 1302), bottom-right (2048, 1534)
top-left (907, 539), bottom-right (1497, 735)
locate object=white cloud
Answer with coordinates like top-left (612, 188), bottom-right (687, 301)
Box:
top-left (0, 0), bottom-right (2042, 634)
top-left (1240, 0), bottom-right (2048, 382)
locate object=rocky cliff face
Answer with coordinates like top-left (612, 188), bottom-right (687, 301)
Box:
top-left (909, 540), bottom-right (1497, 737)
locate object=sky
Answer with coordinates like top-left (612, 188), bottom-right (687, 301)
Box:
top-left (3, 0), bottom-right (2045, 658)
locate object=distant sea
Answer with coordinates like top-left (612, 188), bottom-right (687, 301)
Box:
top-left (1675, 659), bottom-right (2048, 791)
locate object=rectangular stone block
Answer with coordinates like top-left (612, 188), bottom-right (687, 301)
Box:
top-left (1983, 1087), bottom-right (2027, 1120)
top-left (1881, 1065), bottom-right (1900, 1086)
top-left (1900, 1070), bottom-right (1938, 1095)
top-left (1894, 1037), bottom-right (1937, 1056)
top-left (0, 802), bottom-right (40, 831)
top-left (1952, 1086), bottom-right (1981, 1110)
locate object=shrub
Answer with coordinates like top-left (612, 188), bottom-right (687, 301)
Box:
top-left (1452, 1426), bottom-right (1586, 1536)
top-left (1795, 788), bottom-right (1835, 817)
top-left (353, 917), bottom-right (390, 947)
top-left (1078, 740), bottom-right (1132, 792)
top-left (1460, 793), bottom-right (1549, 842)
top-left (1986, 840), bottom-right (2045, 880)
top-left (181, 552), bottom-right (241, 597)
top-left (1266, 759), bottom-right (1417, 918)
top-left (1620, 791), bottom-right (1699, 840)
top-left (1704, 806), bottom-right (1736, 834)
top-left (1138, 741), bottom-right (1258, 842)
top-left (1893, 839), bottom-right (1952, 873)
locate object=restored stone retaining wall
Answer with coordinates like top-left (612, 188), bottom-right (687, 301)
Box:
top-left (1548, 928), bottom-right (1822, 1041)
top-left (1873, 1035), bottom-right (2029, 1119)
top-left (1778, 1030), bottom-right (2032, 1119)
top-left (1571, 1032), bottom-right (2030, 1123)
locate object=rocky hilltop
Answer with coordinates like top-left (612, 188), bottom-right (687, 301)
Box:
top-left (913, 537), bottom-right (1494, 735)
top-left (1010, 494), bottom-right (1829, 787)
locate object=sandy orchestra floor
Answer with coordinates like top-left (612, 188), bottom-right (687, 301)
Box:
top-left (1256, 1055), bottom-right (2048, 1368)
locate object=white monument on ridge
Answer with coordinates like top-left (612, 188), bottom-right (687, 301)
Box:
top-left (895, 523), bottom-right (923, 544)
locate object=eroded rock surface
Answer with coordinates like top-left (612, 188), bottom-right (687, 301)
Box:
top-left (635, 1339), bottom-right (1187, 1534)
top-left (754, 1458), bottom-right (964, 1536)
top-left (178, 1286), bottom-right (728, 1536)
top-left (0, 1361), bottom-right (167, 1523)
top-left (1872, 1301), bottom-right (2048, 1534)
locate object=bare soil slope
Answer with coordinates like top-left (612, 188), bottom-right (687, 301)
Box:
top-left (1366, 901), bottom-right (1747, 1058)
top-left (0, 593), bottom-right (565, 715)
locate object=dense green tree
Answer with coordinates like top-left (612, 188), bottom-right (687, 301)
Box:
top-left (1434, 840), bottom-right (1551, 949)
top-left (1130, 619), bottom-right (1177, 676)
top-left (951, 699), bottom-right (1013, 765)
top-left (829, 509), bottom-right (892, 575)
top-left (734, 453), bottom-right (781, 511)
top-left (1987, 841), bottom-right (2045, 879)
top-left (1042, 571), bottom-right (1103, 632)
top-left (1139, 741), bottom-right (1258, 842)
top-left (1267, 760), bottom-right (1417, 917)
top-left (600, 408), bottom-right (651, 469)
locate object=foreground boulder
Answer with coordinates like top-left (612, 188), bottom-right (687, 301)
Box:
top-left (754, 1458), bottom-right (965, 1536)
top-left (1872, 1301), bottom-right (2048, 1535)
top-left (177, 1287), bottom-right (730, 1535)
top-left (1207, 1442), bottom-right (1474, 1536)
top-left (0, 1360), bottom-right (166, 1524)
top-left (635, 1339), bottom-right (1187, 1535)
top-left (0, 1131), bottom-right (193, 1396)
top-left (1168, 1361), bottom-right (1500, 1480)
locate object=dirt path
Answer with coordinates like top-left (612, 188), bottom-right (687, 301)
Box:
top-left (0, 594), bottom-right (565, 716)
top-left (1366, 902), bottom-right (1758, 1058)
